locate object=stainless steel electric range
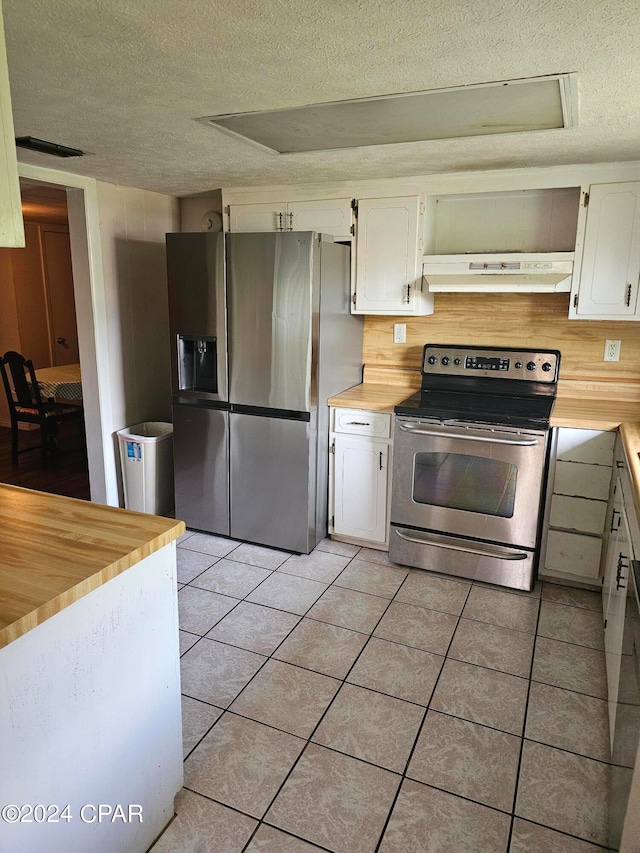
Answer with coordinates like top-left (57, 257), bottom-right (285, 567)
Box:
top-left (389, 344), bottom-right (561, 591)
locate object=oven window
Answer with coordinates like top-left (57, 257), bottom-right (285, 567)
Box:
top-left (413, 452), bottom-right (517, 518)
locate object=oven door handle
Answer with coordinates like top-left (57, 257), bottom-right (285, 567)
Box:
top-left (397, 422), bottom-right (540, 446)
top-left (394, 528), bottom-right (529, 561)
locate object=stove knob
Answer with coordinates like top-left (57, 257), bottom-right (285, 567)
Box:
top-left (427, 355), bottom-right (437, 365)
top-left (514, 361), bottom-right (523, 369)
top-left (454, 357), bottom-right (461, 365)
top-left (541, 362), bottom-right (552, 372)
top-left (526, 361), bottom-right (537, 371)
top-left (441, 357), bottom-right (450, 366)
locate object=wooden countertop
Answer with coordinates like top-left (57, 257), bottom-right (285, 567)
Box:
top-left (328, 383), bottom-right (417, 412)
top-left (620, 423), bottom-right (640, 523)
top-left (0, 485), bottom-right (185, 649)
top-left (330, 382), bottom-right (640, 430)
top-left (550, 397), bottom-right (640, 430)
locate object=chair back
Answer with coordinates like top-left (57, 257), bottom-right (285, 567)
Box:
top-left (0, 351), bottom-right (45, 414)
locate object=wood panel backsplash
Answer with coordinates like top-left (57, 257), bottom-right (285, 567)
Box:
top-left (363, 294), bottom-right (640, 383)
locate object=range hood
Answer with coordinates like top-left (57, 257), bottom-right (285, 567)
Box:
top-left (422, 252), bottom-right (574, 293)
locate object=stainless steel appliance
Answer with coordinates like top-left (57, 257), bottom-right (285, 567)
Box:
top-left (390, 344), bottom-right (560, 590)
top-left (167, 231), bottom-right (363, 553)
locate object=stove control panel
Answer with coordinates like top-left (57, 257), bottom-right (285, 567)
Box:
top-left (421, 345), bottom-right (560, 382)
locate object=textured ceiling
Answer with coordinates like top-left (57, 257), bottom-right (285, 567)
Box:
top-left (4, 0), bottom-right (640, 196)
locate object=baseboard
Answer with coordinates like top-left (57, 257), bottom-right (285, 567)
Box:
top-left (0, 419), bottom-right (38, 431)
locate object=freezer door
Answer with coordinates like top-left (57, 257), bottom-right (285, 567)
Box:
top-left (166, 232), bottom-right (227, 402)
top-left (230, 412), bottom-right (316, 553)
top-left (173, 403), bottom-right (229, 535)
top-left (227, 231), bottom-right (315, 412)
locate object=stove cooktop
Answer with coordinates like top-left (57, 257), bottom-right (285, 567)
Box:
top-left (394, 389), bottom-right (555, 429)
top-left (395, 344), bottom-right (561, 429)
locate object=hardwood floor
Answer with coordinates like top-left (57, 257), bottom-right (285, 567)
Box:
top-left (0, 421), bottom-right (90, 500)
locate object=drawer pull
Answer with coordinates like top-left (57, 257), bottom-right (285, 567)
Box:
top-left (347, 421), bottom-right (371, 426)
top-left (616, 552), bottom-right (628, 590)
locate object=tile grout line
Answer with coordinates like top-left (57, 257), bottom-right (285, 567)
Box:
top-left (174, 541), bottom-right (610, 852)
top-left (186, 547), bottom-right (367, 851)
top-left (506, 589), bottom-right (544, 850)
top-left (372, 578), bottom-right (473, 853)
top-left (238, 550), bottom-right (402, 852)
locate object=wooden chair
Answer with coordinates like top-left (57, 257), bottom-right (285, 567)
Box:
top-left (0, 351), bottom-right (83, 470)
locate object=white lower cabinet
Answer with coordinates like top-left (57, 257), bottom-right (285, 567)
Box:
top-left (541, 427), bottom-right (615, 584)
top-left (329, 408), bottom-right (392, 548)
top-left (602, 471), bottom-right (632, 745)
top-left (332, 436), bottom-right (389, 545)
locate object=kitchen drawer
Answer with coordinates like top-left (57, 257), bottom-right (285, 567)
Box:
top-left (333, 408), bottom-right (391, 438)
top-left (619, 456), bottom-right (640, 557)
top-left (548, 494), bottom-right (607, 536)
top-left (556, 428), bottom-right (616, 466)
top-left (544, 529), bottom-right (603, 580)
top-left (553, 460), bottom-right (613, 501)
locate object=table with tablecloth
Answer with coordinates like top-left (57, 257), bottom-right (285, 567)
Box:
top-left (34, 363), bottom-right (82, 402)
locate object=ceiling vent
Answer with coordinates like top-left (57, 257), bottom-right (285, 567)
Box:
top-left (15, 137), bottom-right (84, 158)
top-left (200, 74), bottom-right (578, 154)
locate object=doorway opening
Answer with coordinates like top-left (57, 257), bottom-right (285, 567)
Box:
top-left (0, 179), bottom-right (89, 499)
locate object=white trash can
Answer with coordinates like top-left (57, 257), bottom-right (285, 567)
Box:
top-left (117, 422), bottom-right (174, 515)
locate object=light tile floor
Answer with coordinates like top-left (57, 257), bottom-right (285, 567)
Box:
top-left (149, 532), bottom-right (616, 853)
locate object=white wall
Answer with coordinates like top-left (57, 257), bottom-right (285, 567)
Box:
top-left (179, 191), bottom-right (223, 232)
top-left (18, 164), bottom-right (179, 507)
top-left (94, 182), bottom-right (179, 504)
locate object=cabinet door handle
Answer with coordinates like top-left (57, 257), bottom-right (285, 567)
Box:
top-left (405, 284), bottom-right (411, 304)
top-left (379, 451), bottom-right (383, 470)
top-left (611, 509), bottom-right (621, 532)
top-left (277, 212), bottom-right (283, 231)
top-left (616, 553), bottom-right (628, 590)
top-left (626, 283), bottom-right (632, 307)
top-left (288, 212), bottom-right (293, 231)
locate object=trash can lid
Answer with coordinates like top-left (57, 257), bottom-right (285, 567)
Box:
top-left (117, 422), bottom-right (173, 441)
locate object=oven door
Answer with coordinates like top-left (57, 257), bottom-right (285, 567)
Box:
top-left (390, 418), bottom-right (548, 550)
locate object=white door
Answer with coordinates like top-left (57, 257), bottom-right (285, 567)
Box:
top-left (576, 182), bottom-right (640, 316)
top-left (603, 477), bottom-right (623, 621)
top-left (287, 199), bottom-right (353, 238)
top-left (354, 196), bottom-right (423, 314)
top-left (228, 202), bottom-right (287, 232)
top-left (603, 486), bottom-right (631, 745)
top-left (333, 435), bottom-right (389, 544)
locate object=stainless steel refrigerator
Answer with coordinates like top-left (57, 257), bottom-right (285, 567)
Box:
top-left (167, 230), bottom-right (363, 553)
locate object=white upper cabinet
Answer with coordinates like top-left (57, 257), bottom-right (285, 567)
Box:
top-left (353, 195), bottom-right (432, 315)
top-left (0, 3), bottom-right (24, 248)
top-left (287, 199), bottom-right (352, 237)
top-left (570, 182), bottom-right (640, 319)
top-left (228, 202), bottom-right (287, 232)
top-left (228, 198), bottom-right (352, 237)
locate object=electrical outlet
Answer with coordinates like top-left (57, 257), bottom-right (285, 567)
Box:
top-left (393, 323), bottom-right (407, 344)
top-left (604, 339), bottom-right (621, 362)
